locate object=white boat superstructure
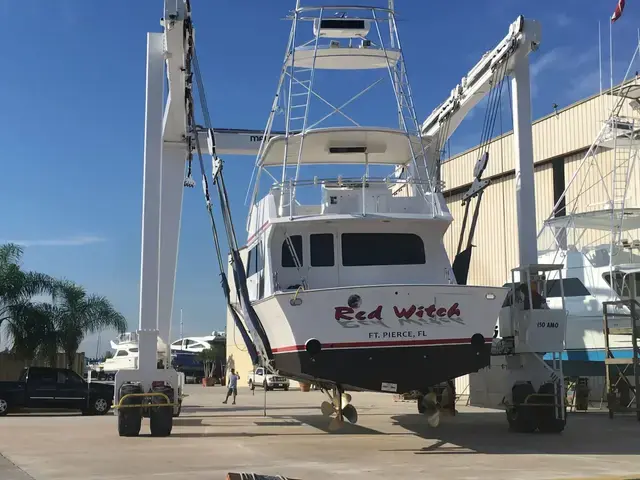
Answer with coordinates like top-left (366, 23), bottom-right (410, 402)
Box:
top-left (537, 76), bottom-right (640, 375)
top-left (101, 332), bottom-right (169, 373)
top-left (170, 331), bottom-right (226, 353)
top-left (239, 2), bottom-right (512, 394)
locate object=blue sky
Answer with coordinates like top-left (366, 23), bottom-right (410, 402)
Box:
top-left (1, 0), bottom-right (640, 356)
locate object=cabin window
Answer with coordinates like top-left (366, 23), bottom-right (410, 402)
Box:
top-left (546, 278), bottom-right (590, 297)
top-left (246, 242), bottom-right (264, 276)
top-left (341, 233), bottom-right (426, 266)
top-left (501, 278), bottom-right (591, 297)
top-left (282, 235), bottom-right (303, 267)
top-left (116, 350), bottom-right (128, 357)
top-left (311, 234), bottom-right (335, 267)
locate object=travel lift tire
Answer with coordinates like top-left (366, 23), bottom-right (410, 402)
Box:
top-left (506, 382), bottom-right (566, 434)
top-left (118, 383), bottom-right (144, 437)
top-left (149, 385), bottom-right (174, 437)
top-left (535, 382), bottom-right (567, 433)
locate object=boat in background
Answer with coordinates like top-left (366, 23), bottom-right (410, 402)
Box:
top-left (537, 75), bottom-right (640, 376)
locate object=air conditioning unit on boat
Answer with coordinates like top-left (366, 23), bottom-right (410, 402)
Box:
top-left (313, 18), bottom-right (371, 38)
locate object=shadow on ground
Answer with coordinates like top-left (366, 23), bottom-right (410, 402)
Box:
top-left (386, 411), bottom-right (640, 455)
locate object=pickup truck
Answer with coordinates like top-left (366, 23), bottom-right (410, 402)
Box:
top-left (0, 366), bottom-right (114, 416)
top-left (247, 367), bottom-right (290, 391)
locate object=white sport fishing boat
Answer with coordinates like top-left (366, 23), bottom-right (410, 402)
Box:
top-left (537, 76), bottom-right (640, 376)
top-left (238, 1), bottom-right (508, 396)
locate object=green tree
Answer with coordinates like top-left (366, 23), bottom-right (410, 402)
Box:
top-left (0, 243), bottom-right (56, 359)
top-left (51, 280), bottom-right (128, 369)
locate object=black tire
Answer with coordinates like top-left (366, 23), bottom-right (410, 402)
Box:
top-left (508, 383), bottom-right (537, 433)
top-left (416, 395), bottom-right (426, 414)
top-left (0, 397), bottom-right (9, 416)
top-left (283, 385), bottom-right (289, 391)
top-left (149, 385), bottom-right (173, 437)
top-left (535, 382), bottom-right (567, 433)
top-left (249, 380), bottom-right (255, 391)
top-left (118, 384), bottom-right (143, 437)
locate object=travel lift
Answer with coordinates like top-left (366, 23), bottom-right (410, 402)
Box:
top-left (114, 0), bottom-right (566, 437)
top-left (421, 17), bottom-right (568, 431)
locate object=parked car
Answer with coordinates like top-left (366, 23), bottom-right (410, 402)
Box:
top-left (0, 367), bottom-right (114, 416)
top-left (247, 367), bottom-right (290, 391)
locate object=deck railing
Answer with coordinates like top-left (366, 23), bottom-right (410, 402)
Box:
top-left (268, 176), bottom-right (442, 219)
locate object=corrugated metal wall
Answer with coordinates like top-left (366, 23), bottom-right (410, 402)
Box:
top-left (442, 88), bottom-right (640, 287)
top-left (442, 93), bottom-right (619, 192)
top-left (444, 162), bottom-right (556, 287)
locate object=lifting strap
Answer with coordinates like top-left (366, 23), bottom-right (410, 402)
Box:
top-left (183, 9), bottom-right (272, 366)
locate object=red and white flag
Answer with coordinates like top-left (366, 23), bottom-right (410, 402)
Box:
top-left (611, 0), bottom-right (626, 23)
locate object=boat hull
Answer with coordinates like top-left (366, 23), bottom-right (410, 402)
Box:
top-left (252, 284), bottom-right (508, 393)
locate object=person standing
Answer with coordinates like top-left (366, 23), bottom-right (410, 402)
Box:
top-left (223, 369), bottom-right (240, 405)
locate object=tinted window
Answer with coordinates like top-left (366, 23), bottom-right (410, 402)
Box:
top-left (501, 278), bottom-right (591, 297)
top-left (116, 350), bottom-right (128, 357)
top-left (546, 278), bottom-right (590, 297)
top-left (282, 235), bottom-right (303, 267)
top-left (32, 369), bottom-right (56, 383)
top-left (341, 233), bottom-right (425, 266)
top-left (57, 371), bottom-right (84, 385)
top-left (246, 242), bottom-right (264, 276)
top-left (311, 234), bottom-right (335, 267)
top-left (246, 247), bottom-right (254, 276)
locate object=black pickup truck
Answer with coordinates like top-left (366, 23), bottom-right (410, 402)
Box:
top-left (0, 366), bottom-right (114, 416)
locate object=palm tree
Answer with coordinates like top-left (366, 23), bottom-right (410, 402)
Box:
top-left (0, 243), bottom-right (56, 353)
top-left (51, 280), bottom-right (128, 369)
top-left (3, 302), bottom-right (56, 364)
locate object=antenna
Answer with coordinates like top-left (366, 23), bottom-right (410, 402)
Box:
top-left (179, 308), bottom-right (184, 340)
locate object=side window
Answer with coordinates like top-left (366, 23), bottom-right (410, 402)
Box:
top-left (311, 234), bottom-right (335, 267)
top-left (341, 233), bottom-right (426, 266)
top-left (256, 368), bottom-right (263, 376)
top-left (282, 235), bottom-right (303, 267)
top-left (116, 350), bottom-right (128, 357)
top-left (57, 371), bottom-right (84, 385)
top-left (32, 370), bottom-right (57, 384)
top-left (255, 243), bottom-right (264, 272)
top-left (246, 246), bottom-right (255, 276)
top-left (246, 242), bottom-right (264, 277)
top-left (547, 278), bottom-right (591, 297)
top-left (501, 278), bottom-right (591, 298)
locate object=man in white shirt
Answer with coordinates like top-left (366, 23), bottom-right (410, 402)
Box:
top-left (223, 369), bottom-right (240, 405)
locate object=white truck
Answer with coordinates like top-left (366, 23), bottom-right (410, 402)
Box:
top-left (247, 367), bottom-right (290, 391)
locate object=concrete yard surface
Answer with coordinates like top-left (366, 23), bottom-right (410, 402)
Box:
top-left (0, 385), bottom-right (639, 480)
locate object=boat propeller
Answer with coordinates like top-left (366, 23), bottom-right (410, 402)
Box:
top-left (321, 391), bottom-right (358, 431)
top-left (422, 392), bottom-right (441, 428)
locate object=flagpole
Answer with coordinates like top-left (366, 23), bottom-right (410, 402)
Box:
top-left (610, 17), bottom-right (614, 113)
top-left (599, 21), bottom-right (603, 96)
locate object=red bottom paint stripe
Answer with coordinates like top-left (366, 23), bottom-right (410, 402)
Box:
top-left (271, 337), bottom-right (492, 353)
